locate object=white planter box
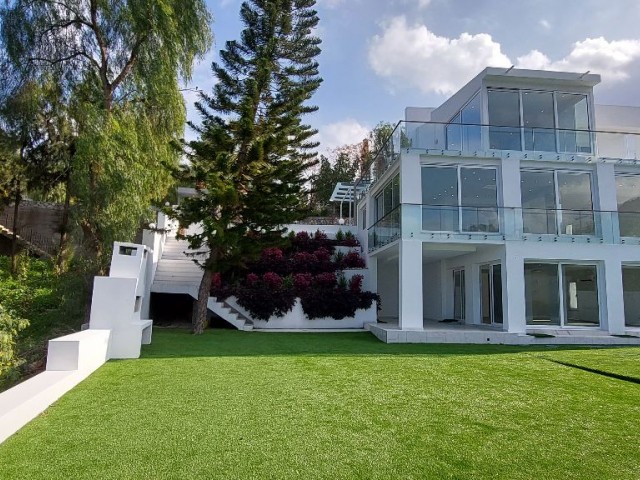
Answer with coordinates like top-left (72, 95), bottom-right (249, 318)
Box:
top-left (226, 297), bottom-right (376, 330)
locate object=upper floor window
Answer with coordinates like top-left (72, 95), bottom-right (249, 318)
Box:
top-left (616, 175), bottom-right (640, 237)
top-left (446, 92), bottom-right (481, 151)
top-left (421, 165), bottom-right (498, 232)
top-left (488, 89), bottom-right (591, 154)
top-left (520, 170), bottom-right (594, 235)
top-left (375, 174), bottom-right (400, 222)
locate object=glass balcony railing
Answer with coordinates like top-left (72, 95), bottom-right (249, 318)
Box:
top-left (354, 121), bottom-right (640, 201)
top-left (368, 205), bottom-right (401, 251)
top-left (367, 204), bottom-right (640, 252)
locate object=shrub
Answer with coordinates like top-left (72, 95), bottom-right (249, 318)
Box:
top-left (236, 272), bottom-right (296, 321)
top-left (254, 247), bottom-right (289, 275)
top-left (341, 251), bottom-right (366, 269)
top-left (335, 229), bottom-right (345, 242)
top-left (293, 273), bottom-right (313, 293)
top-left (0, 305), bottom-right (29, 389)
top-left (343, 231), bottom-right (359, 247)
top-left (349, 274), bottom-right (363, 293)
top-left (291, 251), bottom-right (318, 274)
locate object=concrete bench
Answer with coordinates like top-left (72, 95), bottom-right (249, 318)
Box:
top-left (46, 330), bottom-right (111, 372)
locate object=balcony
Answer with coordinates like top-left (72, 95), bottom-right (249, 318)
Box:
top-left (368, 204), bottom-right (640, 252)
top-left (355, 121), bottom-right (640, 199)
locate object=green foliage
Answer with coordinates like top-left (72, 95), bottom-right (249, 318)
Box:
top-left (0, 255), bottom-right (88, 389)
top-left (1, 0), bottom-right (213, 266)
top-left (0, 304), bottom-right (29, 388)
top-left (173, 0), bottom-right (323, 332)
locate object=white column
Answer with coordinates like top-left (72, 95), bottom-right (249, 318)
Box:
top-left (500, 158), bottom-right (522, 239)
top-left (399, 239), bottom-right (423, 330)
top-left (603, 259), bottom-right (626, 335)
top-left (503, 250), bottom-right (526, 333)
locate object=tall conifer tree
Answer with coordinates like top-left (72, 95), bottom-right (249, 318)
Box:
top-left (176, 0), bottom-right (322, 333)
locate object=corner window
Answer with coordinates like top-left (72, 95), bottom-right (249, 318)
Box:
top-left (374, 174), bottom-right (400, 221)
top-left (616, 175), bottom-right (640, 237)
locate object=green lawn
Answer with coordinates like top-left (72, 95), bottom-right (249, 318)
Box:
top-left (1, 330), bottom-right (639, 479)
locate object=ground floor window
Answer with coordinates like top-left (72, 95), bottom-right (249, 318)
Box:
top-left (622, 266), bottom-right (640, 327)
top-left (525, 262), bottom-right (599, 327)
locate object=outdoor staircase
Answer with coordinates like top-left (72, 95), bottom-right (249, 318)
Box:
top-left (151, 236), bottom-right (253, 330)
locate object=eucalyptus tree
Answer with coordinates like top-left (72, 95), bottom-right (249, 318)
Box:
top-left (175, 0), bottom-right (322, 333)
top-left (1, 0), bottom-right (213, 267)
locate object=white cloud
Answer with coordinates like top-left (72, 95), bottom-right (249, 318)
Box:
top-left (369, 18), bottom-right (640, 95)
top-left (317, 119), bottom-right (370, 152)
top-left (320, 0), bottom-right (348, 8)
top-left (368, 16), bottom-right (511, 95)
top-left (417, 0), bottom-right (432, 9)
top-left (539, 19), bottom-right (551, 30)
top-left (517, 37), bottom-right (640, 81)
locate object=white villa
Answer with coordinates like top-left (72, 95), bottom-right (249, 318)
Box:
top-left (357, 67), bottom-right (640, 342)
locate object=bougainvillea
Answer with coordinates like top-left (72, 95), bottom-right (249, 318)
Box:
top-left (216, 231), bottom-right (378, 321)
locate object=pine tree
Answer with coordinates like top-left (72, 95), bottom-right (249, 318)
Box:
top-left (174, 0), bottom-right (322, 333)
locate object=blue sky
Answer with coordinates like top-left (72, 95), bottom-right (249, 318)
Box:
top-left (183, 0), bottom-right (640, 153)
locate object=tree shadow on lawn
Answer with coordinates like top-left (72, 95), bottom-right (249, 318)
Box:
top-left (139, 327), bottom-right (622, 359)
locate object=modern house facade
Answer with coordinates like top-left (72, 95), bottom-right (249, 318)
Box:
top-left (357, 67), bottom-right (640, 340)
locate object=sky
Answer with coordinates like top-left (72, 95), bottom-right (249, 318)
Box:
top-left (183, 0), bottom-right (640, 153)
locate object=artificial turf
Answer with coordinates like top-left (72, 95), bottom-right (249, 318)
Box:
top-left (0, 329), bottom-right (639, 479)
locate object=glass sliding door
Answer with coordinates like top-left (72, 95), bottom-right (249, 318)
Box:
top-left (616, 175), bottom-right (640, 237)
top-left (488, 90), bottom-right (522, 150)
top-left (622, 266), bottom-right (640, 327)
top-left (453, 269), bottom-right (465, 321)
top-left (522, 91), bottom-right (556, 152)
top-left (480, 264), bottom-right (502, 325)
top-left (557, 93), bottom-right (591, 153)
top-left (460, 168), bottom-right (498, 232)
top-left (562, 265), bottom-right (599, 326)
top-left (421, 166), bottom-right (459, 231)
top-left (521, 171), bottom-right (557, 234)
top-left (557, 172), bottom-right (594, 235)
top-left (525, 263), bottom-right (561, 325)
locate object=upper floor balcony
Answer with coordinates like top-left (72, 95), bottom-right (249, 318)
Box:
top-left (355, 120), bottom-right (640, 199)
top-left (368, 203), bottom-right (640, 252)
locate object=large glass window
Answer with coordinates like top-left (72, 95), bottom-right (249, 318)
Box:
top-left (622, 266), bottom-right (640, 326)
top-left (421, 166), bottom-right (458, 231)
top-left (522, 91), bottom-right (556, 152)
top-left (521, 171), bottom-right (557, 234)
top-left (557, 93), bottom-right (591, 153)
top-left (375, 174), bottom-right (400, 221)
top-left (521, 170), bottom-right (594, 235)
top-left (422, 166), bottom-right (498, 232)
top-left (446, 93), bottom-right (482, 151)
top-left (488, 89), bottom-right (591, 154)
top-left (557, 172), bottom-right (594, 235)
top-left (525, 263), bottom-right (561, 325)
top-left (488, 90), bottom-right (521, 150)
top-left (616, 175), bottom-right (640, 237)
top-left (525, 263), bottom-right (599, 327)
top-left (460, 168), bottom-right (498, 232)
top-left (562, 265), bottom-right (599, 326)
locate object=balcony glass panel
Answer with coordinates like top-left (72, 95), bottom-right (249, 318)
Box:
top-left (461, 93), bottom-right (482, 151)
top-left (563, 265), bottom-right (599, 326)
top-left (616, 175), bottom-right (640, 237)
top-left (521, 171), bottom-right (557, 234)
top-left (557, 93), bottom-right (591, 153)
top-left (460, 168), bottom-right (498, 232)
top-left (557, 172), bottom-right (594, 235)
top-left (525, 263), bottom-right (561, 326)
top-left (446, 113), bottom-right (462, 151)
top-left (488, 90), bottom-right (522, 150)
top-left (522, 91), bottom-right (556, 152)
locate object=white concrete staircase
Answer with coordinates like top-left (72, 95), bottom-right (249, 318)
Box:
top-left (207, 298), bottom-right (254, 331)
top-left (151, 237), bottom-right (252, 330)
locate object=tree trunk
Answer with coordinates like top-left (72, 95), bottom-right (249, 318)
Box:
top-left (192, 268), bottom-right (213, 334)
top-left (10, 184), bottom-right (21, 276)
top-left (56, 175), bottom-right (72, 270)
